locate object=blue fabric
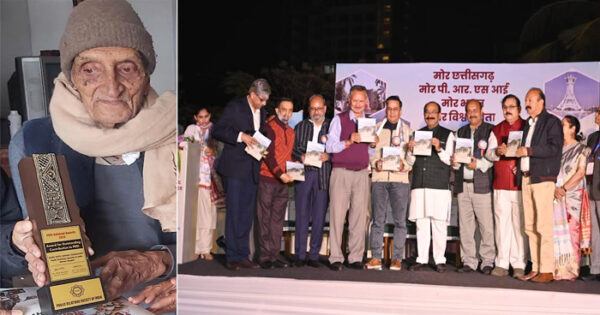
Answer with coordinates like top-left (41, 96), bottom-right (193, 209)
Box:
top-left (223, 175), bottom-right (257, 262)
top-left (294, 169), bottom-right (328, 261)
top-left (0, 168), bottom-right (27, 287)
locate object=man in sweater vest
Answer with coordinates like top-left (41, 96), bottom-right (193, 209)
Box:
top-left (583, 105), bottom-right (600, 281)
top-left (516, 88), bottom-right (563, 283)
top-left (452, 100), bottom-right (495, 274)
top-left (406, 102), bottom-right (455, 273)
top-left (256, 99), bottom-right (295, 269)
top-left (292, 95), bottom-right (332, 268)
top-left (365, 96), bottom-right (413, 271)
top-left (326, 85), bottom-right (377, 271)
top-left (485, 94), bottom-right (528, 278)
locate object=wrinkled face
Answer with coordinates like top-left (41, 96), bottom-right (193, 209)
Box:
top-left (595, 105), bottom-right (600, 126)
top-left (466, 101), bottom-right (482, 127)
top-left (308, 97), bottom-right (326, 122)
top-left (525, 90), bottom-right (544, 117)
top-left (249, 91), bottom-right (269, 110)
top-left (502, 97), bottom-right (520, 123)
top-left (386, 100), bottom-right (402, 124)
top-left (276, 100), bottom-right (294, 124)
top-left (349, 90), bottom-right (367, 116)
top-left (424, 103), bottom-right (440, 129)
top-left (194, 109), bottom-right (210, 127)
top-left (71, 47), bottom-right (149, 128)
top-left (562, 118), bottom-right (575, 140)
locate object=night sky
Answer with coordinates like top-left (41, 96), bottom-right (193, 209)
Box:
top-left (178, 0), bottom-right (599, 125)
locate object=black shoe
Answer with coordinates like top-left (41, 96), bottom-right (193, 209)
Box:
top-left (347, 262), bottom-right (365, 270)
top-left (480, 265), bottom-right (493, 275)
top-left (294, 260), bottom-right (306, 267)
top-left (457, 265), bottom-right (475, 273)
top-left (408, 263), bottom-right (427, 271)
top-left (273, 259), bottom-right (289, 268)
top-left (435, 264), bottom-right (447, 273)
top-left (581, 273), bottom-right (600, 281)
top-left (216, 235), bottom-right (226, 250)
top-left (307, 260), bottom-right (321, 268)
top-left (329, 262), bottom-right (344, 271)
top-left (260, 261), bottom-right (274, 269)
top-left (225, 262), bottom-right (241, 271)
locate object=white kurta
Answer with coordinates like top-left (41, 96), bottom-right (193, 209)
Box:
top-left (406, 131), bottom-right (454, 223)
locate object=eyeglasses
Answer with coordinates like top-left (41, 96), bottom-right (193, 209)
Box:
top-left (309, 107), bottom-right (325, 112)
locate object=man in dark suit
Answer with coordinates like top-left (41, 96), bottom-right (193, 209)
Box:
top-left (583, 105), bottom-right (600, 281)
top-left (515, 88), bottom-right (563, 283)
top-left (212, 79), bottom-right (270, 270)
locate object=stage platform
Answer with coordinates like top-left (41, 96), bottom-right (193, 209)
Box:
top-left (178, 255), bottom-right (600, 314)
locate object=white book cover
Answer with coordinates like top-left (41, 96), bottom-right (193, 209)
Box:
top-left (455, 137), bottom-right (473, 164)
top-left (0, 287), bottom-right (153, 315)
top-left (413, 130), bottom-right (433, 156)
top-left (382, 146), bottom-right (403, 171)
top-left (245, 131), bottom-right (272, 161)
top-left (286, 161), bottom-right (305, 181)
top-left (357, 118), bottom-right (376, 143)
top-left (506, 131), bottom-right (523, 157)
top-left (305, 141), bottom-right (324, 168)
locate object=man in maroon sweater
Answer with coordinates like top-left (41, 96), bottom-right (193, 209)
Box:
top-left (326, 85), bottom-right (377, 271)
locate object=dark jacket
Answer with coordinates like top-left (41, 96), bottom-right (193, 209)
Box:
top-left (454, 122), bottom-right (494, 194)
top-left (292, 119), bottom-right (332, 190)
top-left (411, 125), bottom-right (452, 190)
top-left (518, 109), bottom-right (563, 184)
top-left (212, 97), bottom-right (266, 183)
top-left (587, 131), bottom-right (600, 200)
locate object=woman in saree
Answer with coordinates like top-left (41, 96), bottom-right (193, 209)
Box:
top-left (553, 115), bottom-right (591, 280)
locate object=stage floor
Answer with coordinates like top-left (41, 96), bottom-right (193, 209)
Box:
top-left (179, 254), bottom-right (600, 295)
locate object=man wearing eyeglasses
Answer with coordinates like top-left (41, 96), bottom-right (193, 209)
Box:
top-left (485, 94), bottom-right (528, 278)
top-left (583, 105), bottom-right (600, 281)
top-left (406, 101), bottom-right (455, 273)
top-left (212, 79), bottom-right (270, 271)
top-left (291, 95), bottom-right (332, 268)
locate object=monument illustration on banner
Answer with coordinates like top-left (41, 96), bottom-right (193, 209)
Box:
top-left (545, 70), bottom-right (599, 120)
top-left (334, 69), bottom-right (387, 119)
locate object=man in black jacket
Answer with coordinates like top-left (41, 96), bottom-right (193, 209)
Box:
top-left (583, 105), bottom-right (600, 281)
top-left (212, 79), bottom-right (270, 270)
top-left (516, 88), bottom-right (563, 283)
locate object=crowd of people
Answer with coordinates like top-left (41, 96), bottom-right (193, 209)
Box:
top-left (187, 79), bottom-right (600, 284)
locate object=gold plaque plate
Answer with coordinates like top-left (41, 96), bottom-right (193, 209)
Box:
top-left (41, 226), bottom-right (90, 282)
top-left (49, 278), bottom-right (105, 311)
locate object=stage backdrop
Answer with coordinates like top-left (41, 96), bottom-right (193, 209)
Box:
top-left (335, 62), bottom-right (600, 137)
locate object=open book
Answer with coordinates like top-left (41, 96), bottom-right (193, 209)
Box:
top-left (245, 131), bottom-right (272, 161)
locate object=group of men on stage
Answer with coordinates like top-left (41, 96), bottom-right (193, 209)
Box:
top-left (211, 79), bottom-right (600, 283)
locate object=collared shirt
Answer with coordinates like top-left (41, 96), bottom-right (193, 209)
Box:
top-left (520, 116), bottom-right (537, 172)
top-left (310, 119), bottom-right (323, 143)
top-left (236, 96), bottom-right (261, 142)
top-left (325, 111), bottom-right (374, 156)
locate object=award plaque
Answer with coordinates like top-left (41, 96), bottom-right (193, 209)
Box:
top-left (18, 153), bottom-right (106, 315)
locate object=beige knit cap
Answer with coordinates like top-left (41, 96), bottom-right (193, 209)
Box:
top-left (59, 0), bottom-right (156, 79)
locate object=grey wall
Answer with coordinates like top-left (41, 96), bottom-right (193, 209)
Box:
top-left (0, 0), bottom-right (176, 118)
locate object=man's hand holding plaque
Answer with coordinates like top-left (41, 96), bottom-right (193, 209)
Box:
top-left (17, 153), bottom-right (106, 315)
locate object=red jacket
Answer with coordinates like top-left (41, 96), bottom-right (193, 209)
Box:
top-left (491, 118), bottom-right (524, 191)
top-left (260, 116), bottom-right (295, 183)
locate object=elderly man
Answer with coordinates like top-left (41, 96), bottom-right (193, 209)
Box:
top-left (292, 95), bottom-right (331, 268)
top-left (6, 0), bottom-right (176, 312)
top-left (452, 100), bottom-right (495, 274)
top-left (326, 85), bottom-right (377, 271)
top-left (406, 102), bottom-right (455, 273)
top-left (256, 99), bottom-right (294, 269)
top-left (584, 105), bottom-right (600, 281)
top-left (485, 94), bottom-right (528, 278)
top-left (516, 88), bottom-right (563, 283)
top-left (212, 79), bottom-right (269, 270)
top-left (365, 96), bottom-right (412, 271)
